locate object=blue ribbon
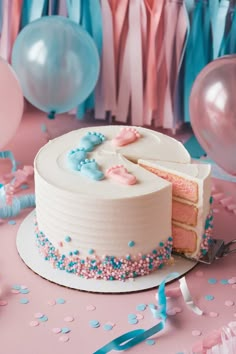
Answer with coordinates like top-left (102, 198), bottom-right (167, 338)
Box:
top-left (21, 0), bottom-right (48, 28)
top-left (0, 194), bottom-right (35, 219)
top-left (0, 151), bottom-right (17, 172)
top-left (93, 272), bottom-right (179, 354)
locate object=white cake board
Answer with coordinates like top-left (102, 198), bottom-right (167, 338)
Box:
top-left (16, 210), bottom-right (198, 293)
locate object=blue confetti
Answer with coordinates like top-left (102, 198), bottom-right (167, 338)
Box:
top-left (56, 298), bottom-right (66, 304)
top-left (41, 124), bottom-right (47, 133)
top-left (145, 339), bottom-right (156, 346)
top-left (148, 303), bottom-right (156, 310)
top-left (20, 184), bottom-right (29, 190)
top-left (12, 284), bottom-right (21, 290)
top-left (128, 314), bottom-right (137, 320)
top-left (89, 320), bottom-right (100, 328)
top-left (136, 304), bottom-right (147, 311)
top-left (103, 324), bottom-right (113, 331)
top-left (208, 278), bottom-right (217, 284)
top-left (20, 288), bottom-right (29, 294)
top-left (205, 295), bottom-right (215, 301)
top-left (65, 236), bottom-right (71, 242)
top-left (20, 298), bottom-right (29, 304)
top-left (128, 240), bottom-right (135, 247)
top-left (61, 327), bottom-right (71, 334)
top-left (128, 318), bottom-right (138, 325)
top-left (220, 279), bottom-right (228, 285)
top-left (39, 315), bottom-right (48, 322)
top-left (8, 220), bottom-right (16, 225)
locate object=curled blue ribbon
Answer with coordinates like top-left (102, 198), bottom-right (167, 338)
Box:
top-left (93, 272), bottom-right (179, 354)
top-left (0, 194), bottom-right (35, 219)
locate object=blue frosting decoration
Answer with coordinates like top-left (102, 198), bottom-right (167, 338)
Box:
top-left (79, 132), bottom-right (106, 152)
top-left (68, 148), bottom-right (87, 170)
top-left (78, 159), bottom-right (104, 181)
top-left (93, 272), bottom-right (179, 354)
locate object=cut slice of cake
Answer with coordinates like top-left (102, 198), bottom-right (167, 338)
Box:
top-left (138, 159), bottom-right (212, 260)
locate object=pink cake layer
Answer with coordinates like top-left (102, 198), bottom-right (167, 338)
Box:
top-left (139, 164), bottom-right (198, 203)
top-left (172, 224), bottom-right (197, 253)
top-left (172, 200), bottom-right (198, 226)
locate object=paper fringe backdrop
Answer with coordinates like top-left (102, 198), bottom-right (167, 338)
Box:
top-left (0, 0), bottom-right (236, 131)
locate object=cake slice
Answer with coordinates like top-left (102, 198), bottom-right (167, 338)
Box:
top-left (138, 159), bottom-right (212, 259)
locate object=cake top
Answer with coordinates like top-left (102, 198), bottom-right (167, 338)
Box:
top-left (34, 125), bottom-right (191, 199)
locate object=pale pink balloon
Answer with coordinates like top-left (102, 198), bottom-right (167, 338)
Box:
top-left (190, 56), bottom-right (236, 175)
top-left (0, 57), bottom-right (24, 149)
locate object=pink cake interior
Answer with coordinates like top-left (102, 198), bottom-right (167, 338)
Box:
top-left (172, 200), bottom-right (198, 226)
top-left (139, 164), bottom-right (198, 203)
top-left (172, 225), bottom-right (197, 253)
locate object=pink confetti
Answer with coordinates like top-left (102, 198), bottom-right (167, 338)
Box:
top-left (213, 209), bottom-right (219, 213)
top-left (105, 321), bottom-right (116, 327)
top-left (64, 316), bottom-right (74, 322)
top-left (136, 313), bottom-right (144, 320)
top-left (209, 312), bottom-right (219, 318)
top-left (226, 204), bottom-right (236, 211)
top-left (52, 328), bottom-right (61, 334)
top-left (202, 330), bottom-right (222, 348)
top-left (59, 335), bottom-right (70, 342)
top-left (47, 299), bottom-right (56, 306)
top-left (212, 192), bottom-right (224, 201)
top-left (167, 308), bottom-right (177, 316)
top-left (20, 285), bottom-right (28, 290)
top-left (29, 321), bottom-right (39, 327)
top-left (34, 312), bottom-right (44, 319)
top-left (232, 284), bottom-right (236, 289)
top-left (86, 304), bottom-right (96, 311)
top-left (173, 307), bottom-right (182, 313)
top-left (11, 289), bottom-right (20, 294)
top-left (0, 300), bottom-right (8, 306)
top-left (219, 196), bottom-right (233, 206)
top-left (165, 287), bottom-right (181, 298)
top-left (192, 330), bottom-right (202, 337)
top-left (195, 271), bottom-right (204, 277)
top-left (225, 300), bottom-right (234, 307)
top-left (228, 277), bottom-right (236, 284)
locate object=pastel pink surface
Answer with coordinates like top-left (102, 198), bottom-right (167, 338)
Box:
top-left (0, 108), bottom-right (236, 354)
top-left (0, 57), bottom-right (24, 149)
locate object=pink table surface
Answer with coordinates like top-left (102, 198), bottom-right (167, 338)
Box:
top-left (1, 108), bottom-right (236, 354)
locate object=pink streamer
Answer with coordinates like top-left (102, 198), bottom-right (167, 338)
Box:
top-left (0, 0), bottom-right (12, 61)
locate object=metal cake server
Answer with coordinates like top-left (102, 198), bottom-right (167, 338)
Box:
top-left (174, 238), bottom-right (236, 265)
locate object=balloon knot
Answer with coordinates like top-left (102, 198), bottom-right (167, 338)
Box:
top-left (48, 111), bottom-right (56, 119)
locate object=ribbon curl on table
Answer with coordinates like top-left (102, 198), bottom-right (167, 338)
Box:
top-left (93, 272), bottom-right (203, 353)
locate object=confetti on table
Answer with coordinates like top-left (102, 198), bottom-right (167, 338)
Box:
top-left (192, 330), bottom-right (202, 337)
top-left (103, 324), bottom-right (113, 331)
top-left (47, 299), bottom-right (56, 306)
top-left (20, 298), bottom-right (29, 304)
top-left (232, 284), bottom-right (236, 289)
top-left (89, 320), bottom-right (100, 328)
top-left (39, 315), bottom-right (48, 322)
top-left (52, 328), bottom-right (61, 334)
top-left (12, 284), bottom-right (21, 290)
top-left (59, 335), bottom-right (70, 342)
top-left (174, 307), bottom-right (182, 313)
top-left (220, 279), bottom-right (228, 285)
top-left (11, 289), bottom-right (20, 294)
top-left (209, 312), bottom-right (219, 317)
top-left (86, 304), bottom-right (96, 311)
top-left (225, 300), bottom-right (234, 307)
top-left (136, 304), bottom-right (147, 311)
top-left (128, 318), bottom-right (138, 325)
top-left (208, 278), bottom-right (217, 284)
top-left (205, 295), bottom-right (214, 301)
top-left (128, 314), bottom-right (137, 320)
top-left (148, 303), bottom-right (156, 310)
top-left (20, 288), bottom-right (29, 294)
top-left (29, 321), bottom-right (39, 327)
top-left (8, 220), bottom-right (16, 225)
top-left (228, 277), bottom-right (236, 284)
top-left (167, 308), bottom-right (177, 316)
top-left (145, 339), bottom-right (156, 345)
top-left (136, 313), bottom-right (144, 320)
top-left (56, 298), bottom-right (66, 304)
top-left (0, 300), bottom-right (8, 306)
top-left (64, 316), bottom-right (74, 322)
top-left (61, 327), bottom-right (71, 334)
top-left (34, 313), bottom-right (44, 319)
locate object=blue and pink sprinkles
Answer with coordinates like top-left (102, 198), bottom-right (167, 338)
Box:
top-left (34, 222), bottom-right (173, 281)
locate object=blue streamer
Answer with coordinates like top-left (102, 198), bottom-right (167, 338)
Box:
top-left (93, 272), bottom-right (179, 354)
top-left (21, 0), bottom-right (47, 27)
top-left (0, 151), bottom-right (17, 172)
top-left (0, 194), bottom-right (35, 219)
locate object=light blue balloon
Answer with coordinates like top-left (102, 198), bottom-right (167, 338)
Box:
top-left (12, 16), bottom-right (100, 116)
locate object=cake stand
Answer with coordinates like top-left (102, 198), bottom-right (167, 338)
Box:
top-left (16, 210), bottom-right (198, 293)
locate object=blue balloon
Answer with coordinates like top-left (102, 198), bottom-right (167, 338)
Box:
top-left (12, 16), bottom-right (100, 116)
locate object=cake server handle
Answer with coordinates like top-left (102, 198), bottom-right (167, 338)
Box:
top-left (216, 239), bottom-right (236, 258)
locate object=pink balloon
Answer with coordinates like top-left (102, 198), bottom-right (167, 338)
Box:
top-left (0, 57), bottom-right (24, 149)
top-left (189, 56), bottom-right (236, 175)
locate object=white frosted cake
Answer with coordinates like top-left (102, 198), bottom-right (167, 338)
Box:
top-left (34, 126), bottom-right (213, 281)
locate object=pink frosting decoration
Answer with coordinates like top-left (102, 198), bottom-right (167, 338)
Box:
top-left (111, 127), bottom-right (141, 147)
top-left (105, 165), bottom-right (137, 185)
